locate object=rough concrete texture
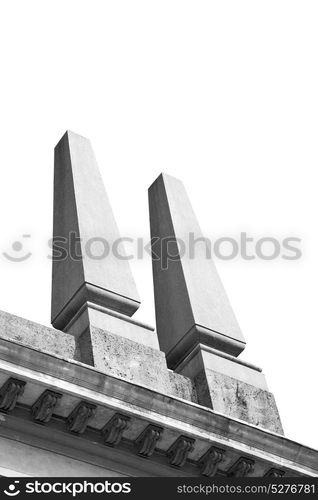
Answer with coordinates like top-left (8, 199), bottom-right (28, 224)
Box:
top-left (168, 371), bottom-right (198, 403)
top-left (195, 369), bottom-right (284, 434)
top-left (0, 309), bottom-right (283, 431)
top-left (0, 309), bottom-right (196, 401)
top-left (86, 326), bottom-right (172, 393)
top-left (0, 310), bottom-right (75, 359)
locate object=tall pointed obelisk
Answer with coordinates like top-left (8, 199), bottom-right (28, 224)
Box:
top-left (51, 131), bottom-right (160, 370)
top-left (149, 173), bottom-right (245, 368)
top-left (52, 131), bottom-right (140, 329)
top-left (149, 173), bottom-right (284, 434)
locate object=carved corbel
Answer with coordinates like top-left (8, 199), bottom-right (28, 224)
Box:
top-left (31, 390), bottom-right (62, 423)
top-left (264, 468), bottom-right (285, 477)
top-left (228, 457), bottom-right (255, 477)
top-left (199, 446), bottom-right (225, 477)
top-left (135, 424), bottom-right (163, 457)
top-left (101, 413), bottom-right (130, 446)
top-left (0, 378), bottom-right (25, 412)
top-left (167, 436), bottom-right (195, 467)
top-left (66, 401), bottom-right (96, 434)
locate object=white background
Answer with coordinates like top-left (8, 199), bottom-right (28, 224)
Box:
top-left (0, 1), bottom-right (317, 449)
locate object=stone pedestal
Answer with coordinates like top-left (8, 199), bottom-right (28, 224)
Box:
top-left (177, 345), bottom-right (283, 434)
top-left (65, 303), bottom-right (170, 393)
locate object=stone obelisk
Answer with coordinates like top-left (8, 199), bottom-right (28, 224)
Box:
top-left (149, 173), bottom-right (245, 368)
top-left (148, 173), bottom-right (284, 433)
top-left (51, 131), bottom-right (160, 370)
top-left (52, 131), bottom-right (141, 328)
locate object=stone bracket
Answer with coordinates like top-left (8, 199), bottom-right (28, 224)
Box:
top-left (228, 457), bottom-right (255, 477)
top-left (101, 413), bottom-right (130, 447)
top-left (66, 401), bottom-right (97, 434)
top-left (135, 424), bottom-right (163, 457)
top-left (199, 446), bottom-right (225, 477)
top-left (264, 468), bottom-right (286, 477)
top-left (167, 435), bottom-right (195, 468)
top-left (31, 390), bottom-right (62, 423)
top-left (0, 377), bottom-right (26, 412)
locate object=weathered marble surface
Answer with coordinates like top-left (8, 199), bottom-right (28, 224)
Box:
top-left (194, 369), bottom-right (283, 434)
top-left (168, 371), bottom-right (198, 403)
top-left (0, 309), bottom-right (197, 400)
top-left (0, 310), bottom-right (75, 360)
top-left (87, 326), bottom-right (171, 393)
top-left (0, 336), bottom-right (316, 477)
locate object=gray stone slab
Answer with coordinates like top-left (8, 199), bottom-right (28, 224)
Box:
top-left (194, 369), bottom-right (284, 435)
top-left (0, 310), bottom-right (75, 360)
top-left (0, 309), bottom-right (170, 396)
top-left (82, 326), bottom-right (171, 393)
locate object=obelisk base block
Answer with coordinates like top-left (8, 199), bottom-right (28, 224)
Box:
top-left (63, 303), bottom-right (171, 393)
top-left (66, 302), bottom-right (159, 350)
top-left (176, 344), bottom-right (284, 435)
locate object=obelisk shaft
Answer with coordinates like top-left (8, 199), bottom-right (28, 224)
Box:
top-left (51, 131), bottom-right (140, 330)
top-left (148, 173), bottom-right (245, 368)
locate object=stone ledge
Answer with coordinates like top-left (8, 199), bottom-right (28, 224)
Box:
top-left (195, 369), bottom-right (283, 434)
top-left (0, 309), bottom-right (196, 400)
top-left (0, 336), bottom-right (316, 476)
top-left (87, 326), bottom-right (171, 393)
top-left (0, 387), bottom-right (309, 477)
top-left (0, 310), bottom-right (75, 360)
